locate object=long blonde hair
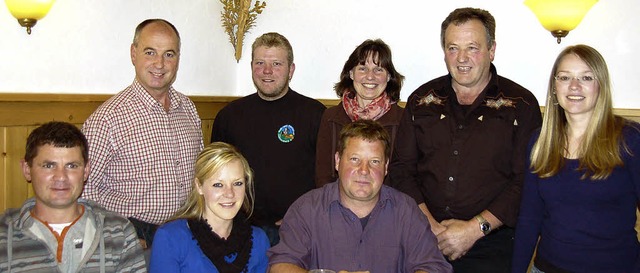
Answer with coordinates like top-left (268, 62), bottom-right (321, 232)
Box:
top-left (530, 44), bottom-right (628, 180)
top-left (169, 142), bottom-right (255, 221)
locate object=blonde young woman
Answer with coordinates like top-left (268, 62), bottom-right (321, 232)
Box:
top-left (511, 45), bottom-right (640, 273)
top-left (150, 142), bottom-right (269, 273)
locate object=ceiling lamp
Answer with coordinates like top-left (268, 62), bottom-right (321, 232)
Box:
top-left (5, 0), bottom-right (56, 35)
top-left (524, 0), bottom-right (598, 44)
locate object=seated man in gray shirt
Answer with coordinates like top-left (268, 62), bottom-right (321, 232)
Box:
top-left (268, 120), bottom-right (452, 273)
top-left (0, 121), bottom-right (145, 272)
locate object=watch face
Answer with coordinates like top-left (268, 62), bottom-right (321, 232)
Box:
top-left (481, 223), bottom-right (490, 231)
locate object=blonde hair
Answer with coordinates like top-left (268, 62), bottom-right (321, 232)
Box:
top-left (252, 32), bottom-right (294, 65)
top-left (530, 44), bottom-right (628, 180)
top-left (169, 142), bottom-right (255, 221)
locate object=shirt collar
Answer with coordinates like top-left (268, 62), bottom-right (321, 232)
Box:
top-left (324, 181), bottom-right (394, 212)
top-left (484, 63), bottom-right (500, 97)
top-left (130, 79), bottom-right (183, 111)
top-left (443, 63), bottom-right (500, 110)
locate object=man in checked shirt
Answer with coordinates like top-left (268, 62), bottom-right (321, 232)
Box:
top-left (82, 19), bottom-right (204, 250)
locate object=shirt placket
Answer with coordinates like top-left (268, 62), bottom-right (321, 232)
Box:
top-left (444, 99), bottom-right (476, 218)
top-left (445, 121), bottom-right (464, 218)
top-left (166, 109), bottom-right (182, 186)
top-left (340, 205), bottom-right (367, 270)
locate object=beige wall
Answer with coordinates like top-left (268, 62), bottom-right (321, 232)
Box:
top-left (1, 0), bottom-right (640, 109)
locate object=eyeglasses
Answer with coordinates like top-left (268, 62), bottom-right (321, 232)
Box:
top-left (554, 74), bottom-right (597, 85)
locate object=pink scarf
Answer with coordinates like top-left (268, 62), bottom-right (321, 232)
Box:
top-left (342, 90), bottom-right (394, 121)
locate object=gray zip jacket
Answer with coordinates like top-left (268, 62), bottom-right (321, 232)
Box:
top-left (0, 198), bottom-right (146, 272)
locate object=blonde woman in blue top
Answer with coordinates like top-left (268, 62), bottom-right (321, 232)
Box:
top-left (512, 44), bottom-right (640, 273)
top-left (150, 142), bottom-right (269, 273)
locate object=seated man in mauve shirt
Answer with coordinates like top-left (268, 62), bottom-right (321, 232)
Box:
top-left (268, 120), bottom-right (452, 273)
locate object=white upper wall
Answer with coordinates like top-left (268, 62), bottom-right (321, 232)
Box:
top-left (1, 0), bottom-right (639, 109)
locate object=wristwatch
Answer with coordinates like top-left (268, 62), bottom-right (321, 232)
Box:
top-left (475, 214), bottom-right (491, 236)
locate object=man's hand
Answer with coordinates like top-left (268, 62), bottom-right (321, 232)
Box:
top-left (430, 221), bottom-right (446, 236)
top-left (417, 203), bottom-right (446, 236)
top-left (436, 219), bottom-right (482, 261)
top-left (275, 219), bottom-right (283, 226)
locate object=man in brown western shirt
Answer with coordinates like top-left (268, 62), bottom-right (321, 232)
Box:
top-left (388, 7), bottom-right (542, 273)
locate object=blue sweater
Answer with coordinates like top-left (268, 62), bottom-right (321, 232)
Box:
top-left (512, 124), bottom-right (640, 273)
top-left (149, 219), bottom-right (269, 273)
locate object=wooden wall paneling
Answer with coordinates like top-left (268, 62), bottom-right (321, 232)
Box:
top-left (0, 95), bottom-right (110, 127)
top-left (4, 126), bottom-right (33, 210)
top-left (190, 95), bottom-right (236, 144)
top-left (202, 120), bottom-right (215, 144)
top-left (615, 109), bottom-right (640, 123)
top-left (0, 127), bottom-right (5, 209)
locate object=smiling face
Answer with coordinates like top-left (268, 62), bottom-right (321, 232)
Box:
top-left (554, 53), bottom-right (600, 120)
top-left (335, 137), bottom-right (388, 206)
top-left (23, 145), bottom-right (88, 216)
top-left (443, 19), bottom-right (495, 92)
top-left (251, 46), bottom-right (295, 101)
top-left (349, 53), bottom-right (390, 107)
top-left (130, 21), bottom-right (180, 95)
top-left (196, 159), bottom-right (246, 225)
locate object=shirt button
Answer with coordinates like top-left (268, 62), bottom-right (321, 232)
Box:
top-left (445, 206), bottom-right (450, 212)
top-left (175, 160), bottom-right (180, 165)
top-left (453, 150), bottom-right (459, 156)
top-left (457, 124), bottom-right (464, 130)
top-left (448, 176), bottom-right (454, 182)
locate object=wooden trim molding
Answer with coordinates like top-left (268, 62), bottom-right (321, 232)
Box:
top-left (0, 94), bottom-right (239, 126)
top-left (1, 93), bottom-right (639, 126)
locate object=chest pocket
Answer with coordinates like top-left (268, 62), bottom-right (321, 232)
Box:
top-left (473, 110), bottom-right (518, 171)
top-left (412, 113), bottom-right (450, 159)
top-left (480, 110), bottom-right (517, 144)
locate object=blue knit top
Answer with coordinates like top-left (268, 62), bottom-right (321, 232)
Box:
top-left (512, 123), bottom-right (640, 273)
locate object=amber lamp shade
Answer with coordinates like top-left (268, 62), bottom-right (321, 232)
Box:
top-left (5, 0), bottom-right (56, 34)
top-left (524, 0), bottom-right (598, 44)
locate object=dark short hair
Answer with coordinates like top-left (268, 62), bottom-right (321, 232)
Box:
top-left (337, 119), bottom-right (391, 160)
top-left (440, 7), bottom-right (495, 49)
top-left (251, 32), bottom-right (294, 65)
top-left (24, 122), bottom-right (88, 166)
top-left (132, 19), bottom-right (181, 49)
top-left (334, 39), bottom-right (404, 102)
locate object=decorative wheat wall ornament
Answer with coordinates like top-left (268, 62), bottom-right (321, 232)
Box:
top-left (220, 0), bottom-right (266, 62)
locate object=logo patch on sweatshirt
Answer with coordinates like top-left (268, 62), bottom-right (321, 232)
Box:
top-left (278, 125), bottom-right (295, 143)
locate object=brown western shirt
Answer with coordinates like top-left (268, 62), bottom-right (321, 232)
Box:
top-left (388, 65), bottom-right (542, 226)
